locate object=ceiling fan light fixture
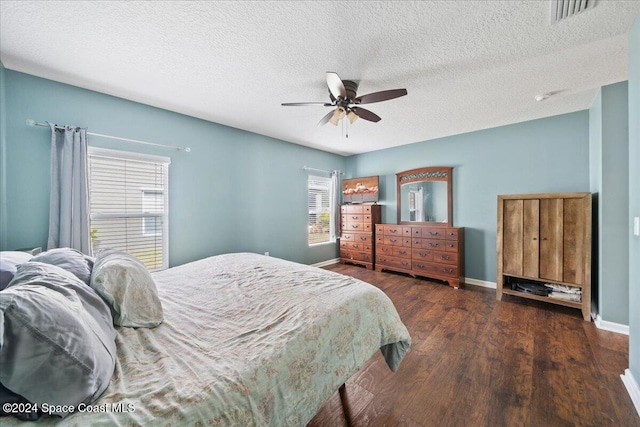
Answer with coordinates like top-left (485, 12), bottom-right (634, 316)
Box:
top-left (347, 110), bottom-right (359, 124)
top-left (329, 108), bottom-right (345, 126)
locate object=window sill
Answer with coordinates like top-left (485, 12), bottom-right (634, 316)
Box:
top-left (308, 240), bottom-right (336, 248)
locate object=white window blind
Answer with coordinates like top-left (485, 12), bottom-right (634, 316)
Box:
top-left (308, 175), bottom-right (333, 245)
top-left (88, 148), bottom-right (170, 271)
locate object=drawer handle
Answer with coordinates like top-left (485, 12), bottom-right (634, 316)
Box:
top-left (419, 253), bottom-right (427, 258)
top-left (448, 244), bottom-right (454, 248)
top-left (352, 225), bottom-right (359, 229)
top-left (430, 243), bottom-right (439, 247)
top-left (416, 264), bottom-right (425, 269)
top-left (360, 237), bottom-right (367, 241)
top-left (449, 232), bottom-right (455, 236)
top-left (390, 239), bottom-right (397, 243)
top-left (390, 229), bottom-right (398, 233)
top-left (541, 237), bottom-right (547, 241)
top-left (533, 237), bottom-right (538, 240)
top-left (401, 262), bottom-right (409, 267)
top-left (442, 255), bottom-right (450, 260)
top-left (399, 250), bottom-right (407, 255)
top-left (352, 216), bottom-right (358, 219)
top-left (430, 232), bottom-right (439, 236)
top-left (444, 268), bottom-right (454, 274)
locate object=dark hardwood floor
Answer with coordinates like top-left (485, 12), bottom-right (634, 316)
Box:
top-left (308, 264), bottom-right (638, 427)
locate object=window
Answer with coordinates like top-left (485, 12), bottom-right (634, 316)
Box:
top-left (88, 147), bottom-right (170, 271)
top-left (308, 175), bottom-right (334, 245)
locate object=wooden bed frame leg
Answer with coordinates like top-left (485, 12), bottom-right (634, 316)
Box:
top-left (339, 383), bottom-right (353, 427)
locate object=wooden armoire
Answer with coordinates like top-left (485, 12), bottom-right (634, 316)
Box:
top-left (496, 192), bottom-right (592, 320)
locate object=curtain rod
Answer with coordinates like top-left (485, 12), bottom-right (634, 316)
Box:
top-left (26, 119), bottom-right (191, 152)
top-left (303, 166), bottom-right (342, 174)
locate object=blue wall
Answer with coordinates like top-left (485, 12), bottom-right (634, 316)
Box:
top-left (1, 69), bottom-right (345, 266)
top-left (0, 62), bottom-right (7, 248)
top-left (345, 112), bottom-right (591, 283)
top-left (589, 82), bottom-right (629, 325)
top-left (629, 13), bottom-right (640, 385)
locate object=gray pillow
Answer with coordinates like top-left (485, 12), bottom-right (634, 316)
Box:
top-left (0, 262), bottom-right (117, 418)
top-left (91, 249), bottom-right (163, 328)
top-left (31, 247), bottom-right (93, 284)
top-left (0, 251), bottom-right (33, 290)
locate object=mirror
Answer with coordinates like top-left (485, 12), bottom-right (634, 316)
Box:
top-left (397, 167), bottom-right (452, 226)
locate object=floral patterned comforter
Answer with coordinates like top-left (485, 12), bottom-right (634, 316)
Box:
top-left (12, 253), bottom-right (411, 426)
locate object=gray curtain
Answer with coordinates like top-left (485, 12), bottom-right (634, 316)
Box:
top-left (47, 123), bottom-right (90, 254)
top-left (330, 170), bottom-right (341, 240)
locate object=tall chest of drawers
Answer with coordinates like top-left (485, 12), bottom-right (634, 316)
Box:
top-left (339, 204), bottom-right (381, 270)
top-left (376, 224), bottom-right (465, 288)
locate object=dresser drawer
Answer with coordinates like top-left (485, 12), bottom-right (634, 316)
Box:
top-left (342, 222), bottom-right (371, 232)
top-left (362, 205), bottom-right (373, 214)
top-left (342, 213), bottom-right (364, 223)
top-left (377, 255), bottom-right (412, 270)
top-left (384, 236), bottom-right (404, 246)
top-left (412, 261), bottom-right (458, 277)
top-left (393, 247), bottom-right (411, 259)
top-left (376, 225), bottom-right (385, 234)
top-left (412, 249), bottom-right (433, 261)
top-left (422, 239), bottom-right (446, 250)
top-left (444, 240), bottom-right (459, 252)
top-left (422, 228), bottom-right (447, 240)
top-left (341, 250), bottom-right (373, 263)
top-left (445, 228), bottom-right (460, 241)
top-left (432, 251), bottom-right (458, 265)
top-left (340, 241), bottom-right (372, 252)
top-left (341, 205), bottom-right (363, 214)
top-left (383, 225), bottom-right (404, 236)
top-left (376, 244), bottom-right (394, 255)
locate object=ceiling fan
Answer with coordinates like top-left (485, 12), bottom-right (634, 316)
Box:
top-left (282, 72), bottom-right (408, 127)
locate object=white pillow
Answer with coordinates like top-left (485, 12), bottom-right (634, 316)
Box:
top-left (0, 262), bottom-right (116, 418)
top-left (31, 247), bottom-right (93, 284)
top-left (91, 249), bottom-right (163, 328)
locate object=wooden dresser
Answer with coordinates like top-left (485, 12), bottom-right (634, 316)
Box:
top-left (375, 224), bottom-right (465, 288)
top-left (497, 192), bottom-right (591, 320)
top-left (339, 204), bottom-right (381, 269)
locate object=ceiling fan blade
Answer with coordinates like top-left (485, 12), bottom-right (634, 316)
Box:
top-left (355, 88), bottom-right (407, 104)
top-left (282, 102), bottom-right (333, 106)
top-left (326, 72), bottom-right (346, 99)
top-left (351, 107), bottom-right (381, 123)
top-left (317, 109), bottom-right (336, 126)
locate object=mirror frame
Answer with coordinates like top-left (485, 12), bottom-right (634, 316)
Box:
top-left (396, 166), bottom-right (453, 226)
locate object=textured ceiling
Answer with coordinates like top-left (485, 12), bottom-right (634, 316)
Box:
top-left (1, 1), bottom-right (639, 156)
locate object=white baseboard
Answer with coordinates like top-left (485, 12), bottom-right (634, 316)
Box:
top-left (621, 369), bottom-right (640, 417)
top-left (312, 258), bottom-right (340, 268)
top-left (463, 277), bottom-right (497, 289)
top-left (594, 314), bottom-right (629, 335)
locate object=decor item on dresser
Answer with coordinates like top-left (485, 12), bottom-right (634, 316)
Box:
top-left (340, 203), bottom-right (381, 269)
top-left (376, 166), bottom-right (465, 288)
top-left (342, 176), bottom-right (379, 203)
top-left (496, 192), bottom-right (592, 321)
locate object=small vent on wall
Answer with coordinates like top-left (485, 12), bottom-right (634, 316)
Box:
top-left (550, 0), bottom-right (594, 23)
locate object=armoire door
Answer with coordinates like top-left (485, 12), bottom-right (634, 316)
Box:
top-left (539, 198), bottom-right (563, 281)
top-left (562, 197), bottom-right (586, 285)
top-left (522, 199), bottom-right (540, 277)
top-left (502, 199), bottom-right (523, 276)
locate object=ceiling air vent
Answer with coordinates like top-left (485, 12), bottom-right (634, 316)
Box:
top-left (550, 0), bottom-right (594, 23)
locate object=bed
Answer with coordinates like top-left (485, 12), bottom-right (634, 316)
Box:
top-left (0, 252), bottom-right (411, 426)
